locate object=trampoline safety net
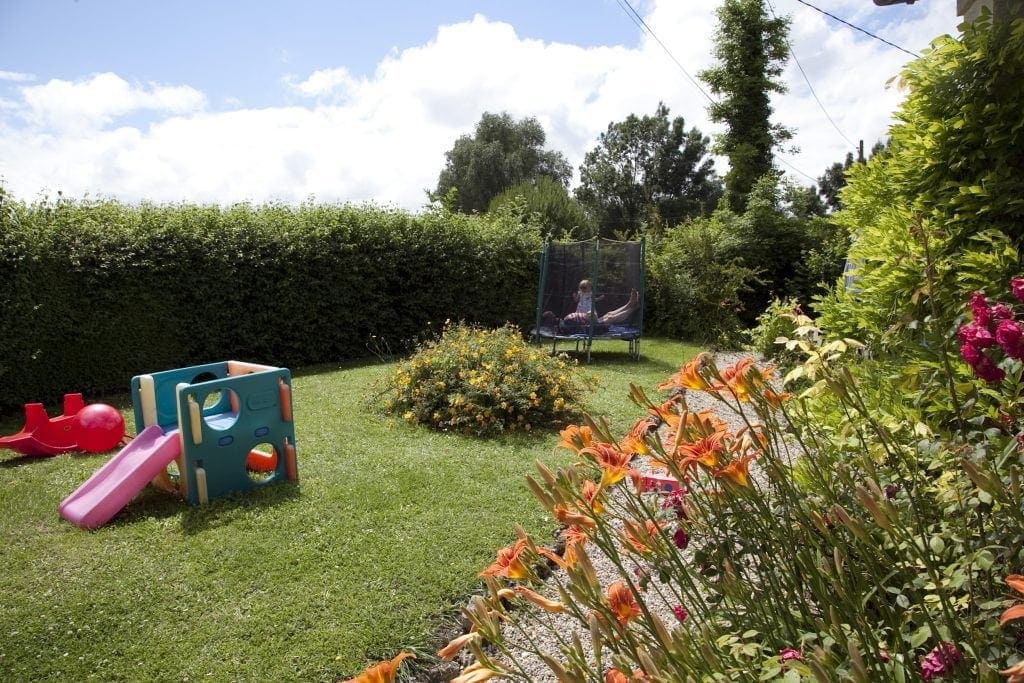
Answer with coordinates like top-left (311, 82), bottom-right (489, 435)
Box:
top-left (531, 238), bottom-right (645, 361)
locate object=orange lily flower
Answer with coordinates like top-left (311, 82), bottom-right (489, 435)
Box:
top-left (715, 454), bottom-right (756, 488)
top-left (605, 668), bottom-right (650, 683)
top-left (623, 518), bottom-right (666, 555)
top-left (554, 424), bottom-right (593, 454)
top-left (479, 539), bottom-right (531, 579)
top-left (713, 356), bottom-right (756, 401)
top-left (452, 661), bottom-right (499, 683)
top-left (346, 652), bottom-right (415, 683)
top-left (606, 580), bottom-right (642, 624)
top-left (581, 443), bottom-right (636, 487)
top-left (658, 353), bottom-right (712, 391)
top-left (675, 433), bottom-right (723, 469)
top-left (1001, 660), bottom-right (1024, 683)
top-left (1000, 574), bottom-right (1024, 626)
top-left (437, 632), bottom-right (479, 661)
top-left (554, 504), bottom-right (598, 530)
top-left (762, 388), bottom-right (792, 408)
top-left (561, 525), bottom-right (588, 567)
top-left (579, 478), bottom-right (604, 514)
top-left (515, 585), bottom-right (566, 613)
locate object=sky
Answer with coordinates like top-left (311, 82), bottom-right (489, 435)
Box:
top-left (0, 0), bottom-right (963, 211)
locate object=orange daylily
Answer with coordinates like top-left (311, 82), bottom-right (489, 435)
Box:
top-left (479, 539), bottom-right (531, 579)
top-left (452, 661), bottom-right (499, 683)
top-left (605, 668), bottom-right (650, 683)
top-left (715, 454), bottom-right (756, 488)
top-left (675, 433), bottom-right (723, 469)
top-left (658, 352), bottom-right (712, 391)
top-left (554, 504), bottom-right (598, 530)
top-left (606, 580), bottom-right (642, 624)
top-left (554, 424), bottom-right (594, 454)
top-left (620, 417), bottom-right (657, 455)
top-left (437, 632), bottom-right (479, 661)
top-left (515, 585), bottom-right (566, 613)
top-left (1000, 574), bottom-right (1024, 626)
top-left (579, 478), bottom-right (605, 514)
top-left (1001, 660), bottom-right (1024, 683)
top-left (623, 518), bottom-right (666, 555)
top-left (715, 356), bottom-right (756, 401)
top-left (561, 524), bottom-right (588, 567)
top-left (762, 387), bottom-right (792, 408)
top-left (346, 652), bottom-right (415, 683)
top-left (581, 442), bottom-right (637, 487)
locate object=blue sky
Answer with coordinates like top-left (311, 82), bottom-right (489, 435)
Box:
top-left (0, 0), bottom-right (961, 209)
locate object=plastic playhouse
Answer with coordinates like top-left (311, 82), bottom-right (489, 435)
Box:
top-left (59, 361), bottom-right (297, 529)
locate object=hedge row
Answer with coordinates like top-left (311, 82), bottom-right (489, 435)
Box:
top-left (0, 196), bottom-right (542, 412)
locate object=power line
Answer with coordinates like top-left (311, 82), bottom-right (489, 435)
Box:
top-left (792, 0), bottom-right (921, 59)
top-left (614, 0), bottom-right (717, 105)
top-left (767, 0), bottom-right (858, 150)
top-left (775, 153), bottom-right (819, 184)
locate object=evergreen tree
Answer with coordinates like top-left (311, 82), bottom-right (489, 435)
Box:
top-left (699, 0), bottom-right (791, 212)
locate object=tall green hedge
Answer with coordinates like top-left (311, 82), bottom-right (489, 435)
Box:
top-left (0, 194), bottom-right (542, 412)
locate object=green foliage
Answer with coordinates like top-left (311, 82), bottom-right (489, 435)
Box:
top-left (745, 296), bottom-right (806, 371)
top-left (433, 112), bottom-right (571, 214)
top-left (817, 16), bottom-right (1024, 360)
top-left (700, 0), bottom-right (791, 212)
top-left (487, 175), bottom-right (594, 240)
top-left (0, 195), bottom-right (542, 412)
top-left (373, 323), bottom-right (596, 436)
top-left (646, 214), bottom-right (754, 348)
top-left (574, 103), bottom-right (722, 238)
top-left (718, 174), bottom-right (844, 324)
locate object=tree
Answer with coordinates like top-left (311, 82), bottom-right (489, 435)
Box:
top-left (487, 176), bottom-right (594, 240)
top-left (574, 103), bottom-right (721, 238)
top-left (699, 0), bottom-right (791, 213)
top-left (434, 112), bottom-right (571, 214)
top-left (818, 152), bottom-right (855, 212)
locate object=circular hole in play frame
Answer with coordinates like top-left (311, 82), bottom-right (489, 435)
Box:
top-left (245, 442), bottom-right (278, 483)
top-left (201, 388), bottom-right (240, 431)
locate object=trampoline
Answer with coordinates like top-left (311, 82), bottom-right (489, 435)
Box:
top-left (531, 238), bottom-right (645, 361)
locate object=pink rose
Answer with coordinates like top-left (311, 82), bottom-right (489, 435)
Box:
top-left (1011, 277), bottom-right (1024, 302)
top-left (969, 292), bottom-right (991, 325)
top-left (995, 319), bottom-right (1024, 360)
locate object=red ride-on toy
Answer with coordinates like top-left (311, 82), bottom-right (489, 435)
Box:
top-left (0, 393), bottom-right (125, 457)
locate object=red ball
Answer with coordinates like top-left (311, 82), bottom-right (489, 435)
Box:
top-left (73, 404), bottom-right (126, 453)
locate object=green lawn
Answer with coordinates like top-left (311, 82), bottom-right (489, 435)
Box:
top-left (0, 338), bottom-right (699, 682)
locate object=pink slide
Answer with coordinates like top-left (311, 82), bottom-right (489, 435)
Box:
top-left (59, 425), bottom-right (181, 529)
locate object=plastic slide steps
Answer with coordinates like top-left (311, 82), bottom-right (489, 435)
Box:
top-left (59, 425), bottom-right (181, 529)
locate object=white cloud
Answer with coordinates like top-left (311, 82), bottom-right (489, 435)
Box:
top-left (18, 72), bottom-right (206, 131)
top-left (0, 2), bottom-right (962, 208)
top-left (0, 70), bottom-right (35, 82)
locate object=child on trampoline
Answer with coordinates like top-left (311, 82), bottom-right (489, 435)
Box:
top-left (544, 280), bottom-right (640, 328)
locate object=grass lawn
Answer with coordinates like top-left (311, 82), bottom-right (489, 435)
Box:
top-left (0, 338), bottom-right (699, 682)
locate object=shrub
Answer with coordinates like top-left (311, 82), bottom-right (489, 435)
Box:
top-left (816, 15), bottom-right (1024, 358)
top-left (746, 296), bottom-right (807, 372)
top-left (372, 323), bottom-right (596, 436)
top-left (646, 214), bottom-right (755, 348)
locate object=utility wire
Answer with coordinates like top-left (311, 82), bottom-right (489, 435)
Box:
top-left (793, 0), bottom-right (921, 59)
top-left (614, 0), bottom-right (717, 105)
top-left (775, 153), bottom-right (819, 184)
top-left (767, 0), bottom-right (858, 150)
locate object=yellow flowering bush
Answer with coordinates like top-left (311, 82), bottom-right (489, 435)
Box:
top-left (374, 322), bottom-right (596, 436)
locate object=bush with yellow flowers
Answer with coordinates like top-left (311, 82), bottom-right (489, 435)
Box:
top-left (375, 322), bottom-right (596, 436)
